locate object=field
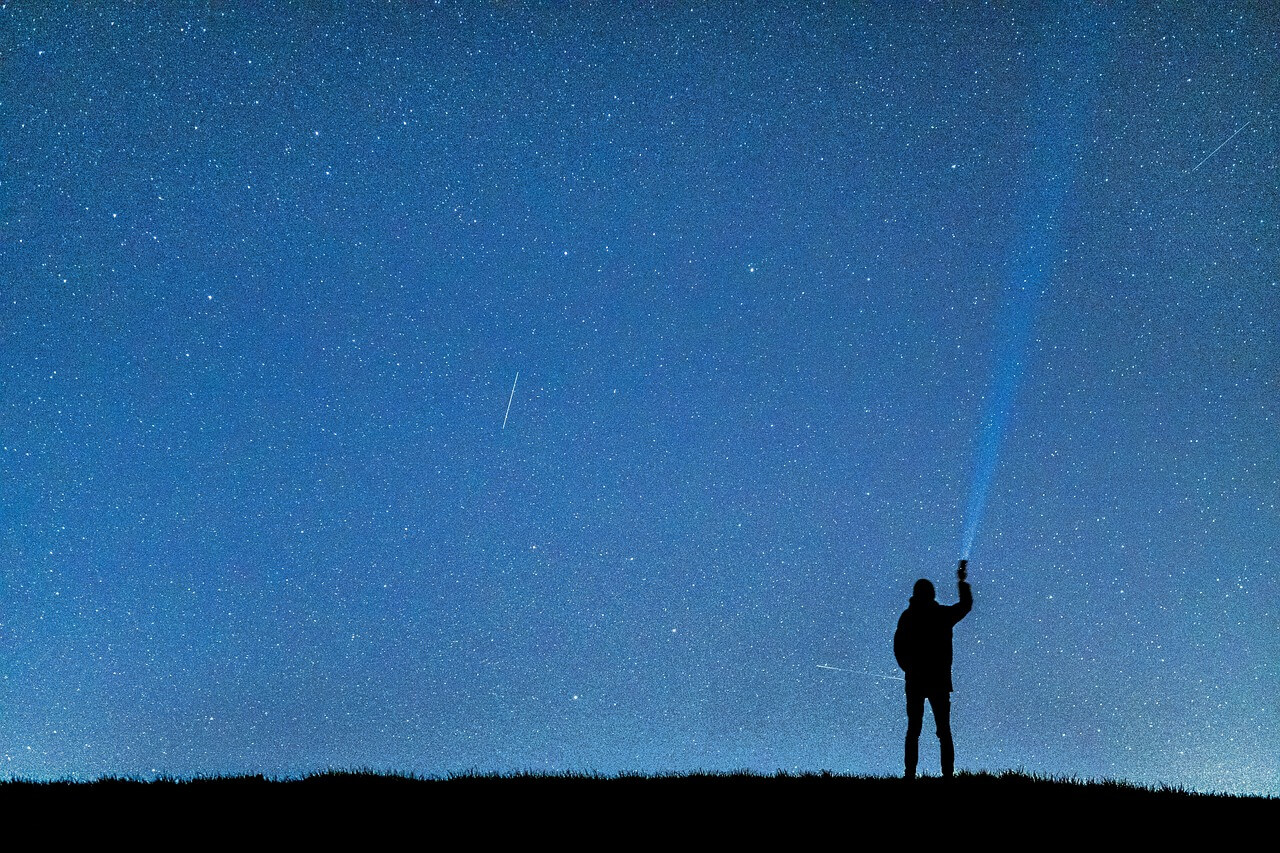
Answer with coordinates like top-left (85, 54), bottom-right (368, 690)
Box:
top-left (4, 770), bottom-right (1273, 840)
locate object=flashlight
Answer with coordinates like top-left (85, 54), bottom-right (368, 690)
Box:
top-left (958, 559), bottom-right (968, 582)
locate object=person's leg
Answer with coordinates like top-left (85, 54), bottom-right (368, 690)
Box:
top-left (905, 690), bottom-right (925, 779)
top-left (931, 693), bottom-right (954, 777)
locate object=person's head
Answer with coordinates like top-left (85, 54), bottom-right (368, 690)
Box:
top-left (911, 578), bottom-right (936, 602)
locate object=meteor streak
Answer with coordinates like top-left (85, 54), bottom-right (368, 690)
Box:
top-left (817, 664), bottom-right (904, 682)
top-left (502, 371), bottom-right (519, 430)
top-left (1188, 121), bottom-right (1250, 174)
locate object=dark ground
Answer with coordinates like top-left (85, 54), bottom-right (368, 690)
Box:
top-left (4, 771), bottom-right (1273, 842)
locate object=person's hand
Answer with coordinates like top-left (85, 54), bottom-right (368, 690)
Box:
top-left (957, 559), bottom-right (967, 582)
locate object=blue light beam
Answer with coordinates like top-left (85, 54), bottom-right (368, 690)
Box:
top-left (960, 6), bottom-right (1102, 560)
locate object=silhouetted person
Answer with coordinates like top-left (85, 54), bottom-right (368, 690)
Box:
top-left (893, 560), bottom-right (973, 779)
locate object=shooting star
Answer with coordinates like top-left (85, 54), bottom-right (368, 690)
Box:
top-left (1188, 120), bottom-right (1250, 174)
top-left (817, 664), bottom-right (904, 682)
top-left (502, 371), bottom-right (519, 430)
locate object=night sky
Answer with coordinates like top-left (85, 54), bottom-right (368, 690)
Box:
top-left (3, 2), bottom-right (1277, 793)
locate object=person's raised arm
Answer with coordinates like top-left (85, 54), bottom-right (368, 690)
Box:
top-left (951, 559), bottom-right (973, 624)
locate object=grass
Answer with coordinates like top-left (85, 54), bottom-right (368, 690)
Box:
top-left (4, 769), bottom-right (1273, 839)
top-left (4, 767), bottom-right (1272, 798)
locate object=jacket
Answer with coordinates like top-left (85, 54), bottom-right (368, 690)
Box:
top-left (893, 581), bottom-right (973, 694)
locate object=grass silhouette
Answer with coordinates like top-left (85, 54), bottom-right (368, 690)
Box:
top-left (4, 769), bottom-right (1273, 840)
top-left (5, 768), bottom-right (1273, 798)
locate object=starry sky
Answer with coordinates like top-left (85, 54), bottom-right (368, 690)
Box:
top-left (2, 2), bottom-right (1277, 793)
